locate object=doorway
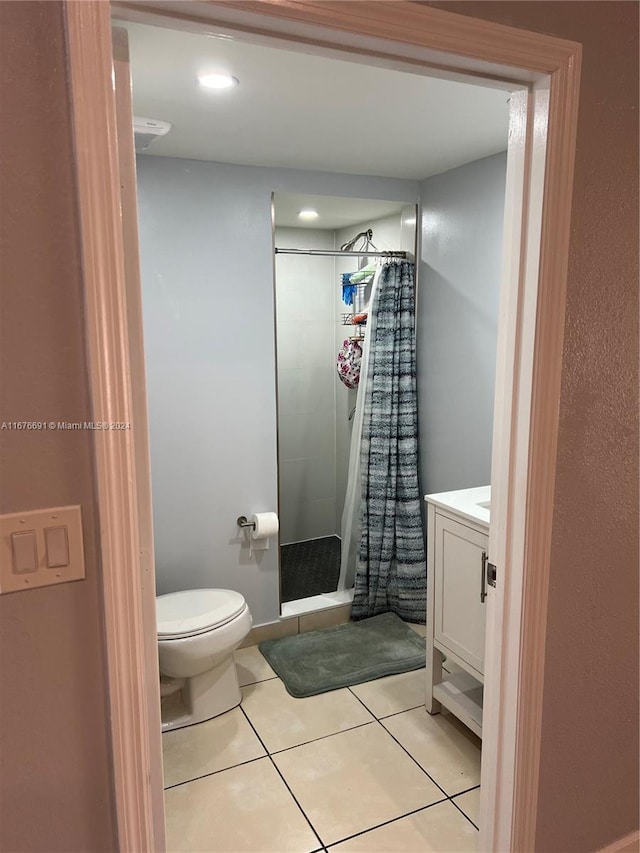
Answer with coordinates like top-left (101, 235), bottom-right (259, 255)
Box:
top-left (65, 3), bottom-right (581, 850)
top-left (121, 18), bottom-right (506, 841)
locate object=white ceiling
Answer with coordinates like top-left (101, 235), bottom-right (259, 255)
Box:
top-left (121, 21), bottom-right (509, 181)
top-left (273, 194), bottom-right (410, 230)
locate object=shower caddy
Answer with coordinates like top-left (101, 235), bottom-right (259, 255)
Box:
top-left (275, 227), bottom-right (407, 343)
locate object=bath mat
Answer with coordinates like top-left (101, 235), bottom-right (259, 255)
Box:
top-left (259, 611), bottom-right (425, 698)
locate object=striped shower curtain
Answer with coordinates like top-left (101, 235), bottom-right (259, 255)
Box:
top-left (351, 260), bottom-right (427, 623)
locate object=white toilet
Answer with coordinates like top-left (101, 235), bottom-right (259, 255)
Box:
top-left (156, 588), bottom-right (253, 731)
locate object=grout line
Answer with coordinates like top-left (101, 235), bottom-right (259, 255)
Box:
top-left (376, 702), bottom-right (426, 720)
top-left (191, 682), bottom-right (441, 782)
top-left (269, 719), bottom-right (377, 755)
top-left (347, 689), bottom-right (452, 802)
top-left (449, 793), bottom-right (480, 831)
top-left (237, 674), bottom-right (279, 688)
top-left (269, 720), bottom-right (375, 757)
top-left (452, 783), bottom-right (481, 798)
top-left (378, 720), bottom-right (449, 799)
top-left (378, 717), bottom-right (451, 800)
top-left (163, 754), bottom-right (267, 791)
top-left (166, 707), bottom-right (476, 846)
top-left (241, 677), bottom-right (377, 755)
top-left (164, 671), bottom-right (478, 844)
top-left (240, 705), bottom-right (325, 851)
top-left (450, 784), bottom-right (481, 830)
top-left (347, 687), bottom-right (483, 816)
top-left (346, 684), bottom-right (383, 720)
top-left (324, 798), bottom-right (450, 849)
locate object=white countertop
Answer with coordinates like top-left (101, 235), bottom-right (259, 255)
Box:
top-left (424, 485), bottom-right (490, 528)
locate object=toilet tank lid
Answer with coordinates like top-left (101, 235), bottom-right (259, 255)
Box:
top-left (156, 589), bottom-right (246, 637)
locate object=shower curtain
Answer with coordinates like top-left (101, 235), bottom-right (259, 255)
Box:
top-left (350, 259), bottom-right (427, 623)
top-left (338, 266), bottom-right (381, 592)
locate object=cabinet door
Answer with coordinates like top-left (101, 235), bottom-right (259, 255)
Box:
top-left (433, 514), bottom-right (488, 676)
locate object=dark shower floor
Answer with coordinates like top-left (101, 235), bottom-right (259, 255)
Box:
top-left (280, 536), bottom-right (341, 603)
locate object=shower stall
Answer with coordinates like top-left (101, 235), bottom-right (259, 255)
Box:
top-left (272, 193), bottom-right (417, 616)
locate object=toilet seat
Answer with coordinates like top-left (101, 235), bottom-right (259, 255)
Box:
top-left (157, 589), bottom-right (246, 639)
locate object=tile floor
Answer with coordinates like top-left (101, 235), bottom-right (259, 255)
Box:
top-left (162, 623), bottom-right (481, 853)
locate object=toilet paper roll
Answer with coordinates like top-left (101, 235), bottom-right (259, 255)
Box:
top-left (250, 512), bottom-right (279, 541)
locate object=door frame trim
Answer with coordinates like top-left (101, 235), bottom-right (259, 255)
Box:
top-left (64, 2), bottom-right (581, 850)
top-left (65, 4), bottom-right (159, 851)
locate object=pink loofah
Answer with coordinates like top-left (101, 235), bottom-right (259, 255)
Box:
top-left (336, 338), bottom-right (363, 389)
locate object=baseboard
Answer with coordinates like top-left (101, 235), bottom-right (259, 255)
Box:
top-left (239, 603), bottom-right (352, 648)
top-left (597, 830), bottom-right (640, 853)
top-left (239, 615), bottom-right (299, 648)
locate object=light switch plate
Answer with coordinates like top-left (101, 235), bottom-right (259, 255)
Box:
top-left (0, 505), bottom-right (85, 594)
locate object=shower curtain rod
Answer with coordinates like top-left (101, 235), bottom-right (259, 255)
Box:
top-left (274, 248), bottom-right (407, 258)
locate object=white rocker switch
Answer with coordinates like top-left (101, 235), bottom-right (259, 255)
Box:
top-left (0, 506), bottom-right (85, 594)
top-left (11, 531), bottom-right (38, 574)
top-left (45, 526), bottom-right (69, 568)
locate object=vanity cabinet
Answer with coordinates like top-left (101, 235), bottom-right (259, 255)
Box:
top-left (425, 487), bottom-right (490, 739)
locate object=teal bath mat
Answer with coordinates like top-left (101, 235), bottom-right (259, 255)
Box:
top-left (259, 611), bottom-right (426, 698)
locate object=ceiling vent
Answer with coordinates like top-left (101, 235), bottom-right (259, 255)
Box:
top-left (133, 117), bottom-right (172, 153)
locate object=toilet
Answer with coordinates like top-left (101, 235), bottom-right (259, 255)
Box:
top-left (156, 588), bottom-right (253, 731)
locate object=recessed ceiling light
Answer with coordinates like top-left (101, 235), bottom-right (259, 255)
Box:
top-left (298, 209), bottom-right (319, 220)
top-left (198, 73), bottom-right (239, 90)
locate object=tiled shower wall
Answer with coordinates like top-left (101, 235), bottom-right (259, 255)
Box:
top-left (275, 227), bottom-right (337, 545)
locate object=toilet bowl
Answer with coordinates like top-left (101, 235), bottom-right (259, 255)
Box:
top-left (156, 588), bottom-right (252, 731)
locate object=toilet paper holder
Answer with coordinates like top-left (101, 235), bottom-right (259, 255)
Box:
top-left (237, 516), bottom-right (256, 530)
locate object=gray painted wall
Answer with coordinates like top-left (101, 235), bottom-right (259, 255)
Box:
top-left (417, 152), bottom-right (507, 496)
top-left (136, 155), bottom-right (417, 625)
